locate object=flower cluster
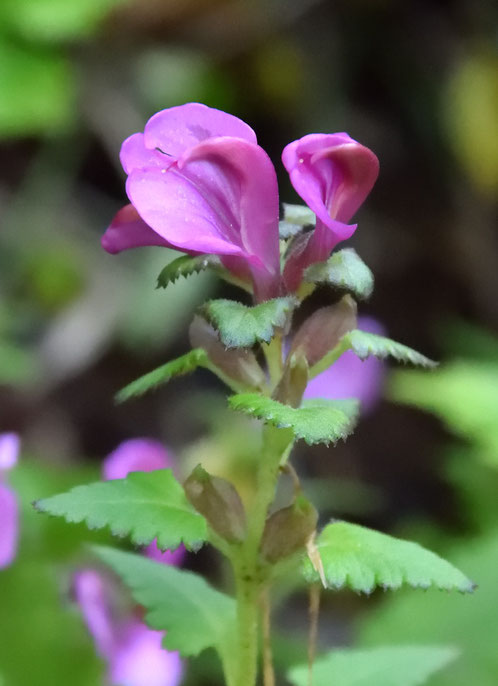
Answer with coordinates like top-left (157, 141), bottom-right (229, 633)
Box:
top-left (102, 103), bottom-right (378, 302)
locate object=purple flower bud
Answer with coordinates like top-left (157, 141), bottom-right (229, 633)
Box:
top-left (282, 133), bottom-right (379, 291)
top-left (0, 432), bottom-right (20, 569)
top-left (102, 103), bottom-right (281, 302)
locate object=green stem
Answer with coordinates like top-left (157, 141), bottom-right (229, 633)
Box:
top-left (262, 335), bottom-right (283, 390)
top-left (232, 425), bottom-right (293, 686)
top-left (309, 334), bottom-right (352, 379)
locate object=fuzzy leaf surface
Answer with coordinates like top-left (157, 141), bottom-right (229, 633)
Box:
top-left (304, 248), bottom-right (374, 299)
top-left (94, 546), bottom-right (236, 658)
top-left (303, 521), bottom-right (474, 593)
top-left (156, 255), bottom-right (219, 289)
top-left (35, 469), bottom-right (207, 551)
top-left (202, 297), bottom-right (297, 348)
top-left (116, 348), bottom-right (208, 403)
top-left (348, 330), bottom-right (437, 367)
top-left (287, 645), bottom-right (457, 686)
top-left (229, 394), bottom-right (358, 445)
top-left (279, 203), bottom-right (316, 239)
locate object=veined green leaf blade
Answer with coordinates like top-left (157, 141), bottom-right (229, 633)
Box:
top-left (35, 469), bottom-right (207, 552)
top-left (202, 297), bottom-right (298, 348)
top-left (94, 546), bottom-right (236, 658)
top-left (348, 330), bottom-right (437, 367)
top-left (116, 348), bottom-right (208, 403)
top-left (229, 394), bottom-right (359, 445)
top-left (303, 521), bottom-right (474, 593)
top-left (288, 645), bottom-right (458, 686)
top-left (305, 248), bottom-right (374, 299)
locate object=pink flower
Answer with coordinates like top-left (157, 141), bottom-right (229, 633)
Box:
top-left (74, 570), bottom-right (183, 686)
top-left (282, 133), bottom-right (379, 291)
top-left (102, 103), bottom-right (280, 302)
top-left (0, 433), bottom-right (20, 569)
top-left (103, 439), bottom-right (185, 566)
top-left (304, 317), bottom-right (385, 414)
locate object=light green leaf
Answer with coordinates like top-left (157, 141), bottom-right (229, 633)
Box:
top-left (116, 348), bottom-right (208, 403)
top-left (202, 297), bottom-right (298, 348)
top-left (303, 521), bottom-right (474, 593)
top-left (279, 203), bottom-right (316, 239)
top-left (156, 255), bottom-right (220, 289)
top-left (304, 248), bottom-right (374, 300)
top-left (229, 394), bottom-right (359, 445)
top-left (288, 645), bottom-right (457, 686)
top-left (94, 546), bottom-right (236, 659)
top-left (311, 330), bottom-right (436, 379)
top-left (35, 469), bottom-right (207, 552)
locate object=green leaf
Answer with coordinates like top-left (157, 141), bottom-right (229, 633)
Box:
top-left (202, 297), bottom-right (298, 348)
top-left (156, 255), bottom-right (220, 289)
top-left (311, 330), bottom-right (436, 379)
top-left (229, 394), bottom-right (359, 445)
top-left (35, 469), bottom-right (207, 552)
top-left (288, 645), bottom-right (457, 686)
top-left (303, 521), bottom-right (474, 593)
top-left (279, 203), bottom-right (316, 239)
top-left (94, 546), bottom-right (236, 659)
top-left (304, 248), bottom-right (374, 299)
top-left (116, 348), bottom-right (208, 403)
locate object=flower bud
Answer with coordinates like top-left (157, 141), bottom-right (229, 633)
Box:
top-left (189, 315), bottom-right (266, 389)
top-left (290, 295), bottom-right (357, 367)
top-left (260, 495), bottom-right (318, 564)
top-left (184, 465), bottom-right (247, 544)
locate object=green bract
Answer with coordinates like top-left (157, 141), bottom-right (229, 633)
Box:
top-left (302, 521), bottom-right (474, 593)
top-left (156, 254), bottom-right (219, 289)
top-left (304, 248), bottom-right (374, 300)
top-left (35, 469), bottom-right (207, 552)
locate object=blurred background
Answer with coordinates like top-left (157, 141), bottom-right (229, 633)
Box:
top-left (0, 0), bottom-right (497, 684)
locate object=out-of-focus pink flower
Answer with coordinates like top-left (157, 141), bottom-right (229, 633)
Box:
top-left (282, 133), bottom-right (379, 291)
top-left (74, 570), bottom-right (183, 686)
top-left (0, 433), bottom-right (20, 569)
top-left (102, 439), bottom-right (184, 566)
top-left (304, 317), bottom-right (385, 414)
top-left (102, 103), bottom-right (281, 302)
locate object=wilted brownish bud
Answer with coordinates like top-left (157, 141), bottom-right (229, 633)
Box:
top-left (273, 353), bottom-right (309, 408)
top-left (184, 464), bottom-right (247, 544)
top-left (260, 496), bottom-right (318, 563)
top-left (189, 315), bottom-right (266, 389)
top-left (289, 295), bottom-right (357, 367)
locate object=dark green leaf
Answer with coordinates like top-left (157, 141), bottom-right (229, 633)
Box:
top-left (35, 469), bottom-right (207, 552)
top-left (202, 297), bottom-right (298, 348)
top-left (229, 394), bottom-right (359, 445)
top-left (156, 255), bottom-right (220, 289)
top-left (94, 546), bottom-right (236, 659)
top-left (304, 248), bottom-right (374, 299)
top-left (116, 348), bottom-right (208, 403)
top-left (303, 521), bottom-right (474, 593)
top-left (288, 645), bottom-right (457, 686)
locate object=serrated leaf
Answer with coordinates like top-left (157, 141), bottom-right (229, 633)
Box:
top-left (156, 255), bottom-right (219, 289)
top-left (305, 248), bottom-right (375, 299)
top-left (116, 348), bottom-right (208, 403)
top-left (202, 297), bottom-right (298, 348)
top-left (279, 203), bottom-right (316, 239)
top-left (229, 394), bottom-right (359, 445)
top-left (348, 330), bottom-right (437, 367)
top-left (303, 521), bottom-right (474, 593)
top-left (35, 469), bottom-right (207, 552)
top-left (288, 645), bottom-right (458, 686)
top-left (94, 546), bottom-right (236, 659)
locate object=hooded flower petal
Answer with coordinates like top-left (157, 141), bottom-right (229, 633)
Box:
top-left (282, 133), bottom-right (379, 290)
top-left (103, 104), bottom-right (280, 302)
top-left (304, 317), bottom-right (385, 414)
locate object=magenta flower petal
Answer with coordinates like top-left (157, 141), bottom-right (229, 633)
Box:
top-left (102, 205), bottom-right (173, 255)
top-left (110, 622), bottom-right (183, 686)
top-left (0, 484), bottom-right (18, 569)
top-left (73, 569), bottom-right (117, 659)
top-left (120, 134), bottom-right (167, 175)
top-left (282, 133), bottom-right (379, 290)
top-left (304, 317), bottom-right (385, 414)
top-left (102, 439), bottom-right (173, 481)
top-left (145, 541), bottom-right (185, 567)
top-left (0, 433), bottom-right (20, 471)
top-left (143, 102), bottom-right (257, 158)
